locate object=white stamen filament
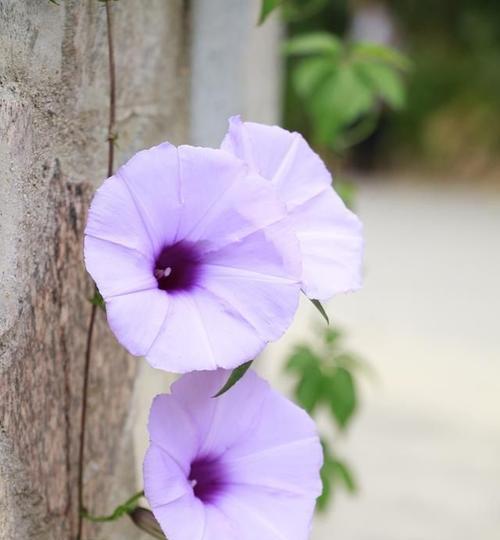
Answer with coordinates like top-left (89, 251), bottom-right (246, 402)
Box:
top-left (190, 479), bottom-right (198, 488)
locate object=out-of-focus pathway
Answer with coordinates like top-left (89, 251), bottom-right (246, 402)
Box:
top-left (260, 178), bottom-right (500, 540)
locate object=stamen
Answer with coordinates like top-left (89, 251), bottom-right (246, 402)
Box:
top-left (154, 267), bottom-right (172, 280)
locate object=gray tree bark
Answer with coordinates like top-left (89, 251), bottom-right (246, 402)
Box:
top-left (0, 1), bottom-right (189, 539)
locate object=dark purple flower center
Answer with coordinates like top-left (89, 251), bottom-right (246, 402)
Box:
top-left (154, 241), bottom-right (202, 293)
top-left (188, 456), bottom-right (227, 504)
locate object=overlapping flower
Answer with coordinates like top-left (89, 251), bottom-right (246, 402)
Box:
top-left (144, 369), bottom-right (323, 540)
top-left (222, 116), bottom-right (363, 301)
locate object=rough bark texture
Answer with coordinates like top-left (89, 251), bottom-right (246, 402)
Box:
top-left (0, 1), bottom-right (189, 539)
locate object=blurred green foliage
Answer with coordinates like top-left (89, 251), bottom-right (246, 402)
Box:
top-left (286, 326), bottom-right (369, 509)
top-left (275, 0), bottom-right (500, 170)
top-left (285, 33), bottom-right (409, 150)
top-left (385, 0), bottom-right (500, 165)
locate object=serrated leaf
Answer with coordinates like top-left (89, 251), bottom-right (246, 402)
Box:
top-left (310, 298), bottom-right (329, 324)
top-left (213, 360), bottom-right (253, 397)
top-left (285, 32), bottom-right (342, 56)
top-left (258, 0), bottom-right (282, 24)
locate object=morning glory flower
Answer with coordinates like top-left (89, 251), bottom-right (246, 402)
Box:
top-left (221, 116), bottom-right (363, 301)
top-left (84, 143), bottom-right (301, 373)
top-left (143, 369), bottom-right (323, 540)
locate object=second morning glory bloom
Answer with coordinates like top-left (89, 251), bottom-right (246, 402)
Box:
top-left (221, 116), bottom-right (363, 301)
top-left (84, 144), bottom-right (301, 373)
top-left (144, 369), bottom-right (323, 540)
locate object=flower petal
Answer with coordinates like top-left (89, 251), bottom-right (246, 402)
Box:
top-left (174, 145), bottom-right (251, 241)
top-left (84, 236), bottom-right (156, 298)
top-left (199, 259), bottom-right (299, 343)
top-left (291, 186), bottom-right (363, 299)
top-left (105, 288), bottom-right (169, 356)
top-left (148, 395), bottom-right (200, 474)
top-left (215, 484), bottom-right (317, 540)
top-left (145, 292), bottom-right (219, 373)
top-left (170, 370), bottom-right (268, 456)
top-left (143, 444), bottom-right (191, 508)
top-left (221, 116), bottom-right (328, 209)
top-left (85, 174), bottom-right (154, 257)
top-left (221, 117), bottom-right (364, 300)
top-left (117, 142), bottom-right (183, 254)
top-left (223, 380), bottom-right (323, 497)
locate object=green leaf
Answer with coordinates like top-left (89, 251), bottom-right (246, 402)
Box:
top-left (309, 66), bottom-right (375, 146)
top-left (292, 57), bottom-right (333, 98)
top-left (286, 346), bottom-right (320, 372)
top-left (213, 360), bottom-right (253, 397)
top-left (310, 298), bottom-right (329, 325)
top-left (258, 0), bottom-right (282, 24)
top-left (356, 61), bottom-right (406, 109)
top-left (333, 458), bottom-right (357, 493)
top-left (285, 32), bottom-right (342, 57)
top-left (327, 367), bottom-right (357, 429)
top-left (295, 365), bottom-right (324, 413)
top-left (317, 441), bottom-right (357, 511)
top-left (90, 289), bottom-right (105, 310)
top-left (352, 41), bottom-right (412, 71)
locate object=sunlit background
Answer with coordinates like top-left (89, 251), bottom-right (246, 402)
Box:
top-left (135, 1), bottom-right (500, 538)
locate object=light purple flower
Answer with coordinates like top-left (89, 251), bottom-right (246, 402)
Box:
top-left (221, 116), bottom-right (363, 301)
top-left (84, 144), bottom-right (301, 373)
top-left (143, 369), bottom-right (323, 540)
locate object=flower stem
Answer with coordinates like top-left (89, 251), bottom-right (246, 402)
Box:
top-left (76, 2), bottom-right (116, 539)
top-left (81, 490), bottom-right (145, 523)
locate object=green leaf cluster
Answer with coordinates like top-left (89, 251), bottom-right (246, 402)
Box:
top-left (286, 326), bottom-right (368, 509)
top-left (285, 32), bottom-right (411, 149)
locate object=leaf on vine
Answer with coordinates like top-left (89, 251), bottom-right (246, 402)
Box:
top-left (310, 298), bottom-right (329, 324)
top-left (213, 360), bottom-right (253, 397)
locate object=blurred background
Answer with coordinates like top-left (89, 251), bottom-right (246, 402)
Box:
top-left (135, 1), bottom-right (500, 539)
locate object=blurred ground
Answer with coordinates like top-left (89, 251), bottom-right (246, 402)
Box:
top-left (260, 176), bottom-right (500, 540)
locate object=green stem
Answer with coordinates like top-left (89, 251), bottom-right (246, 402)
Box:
top-left (81, 490), bottom-right (145, 523)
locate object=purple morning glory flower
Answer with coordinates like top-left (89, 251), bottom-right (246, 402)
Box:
top-left (84, 143), bottom-right (301, 373)
top-left (221, 116), bottom-right (363, 301)
top-left (143, 369), bottom-right (323, 540)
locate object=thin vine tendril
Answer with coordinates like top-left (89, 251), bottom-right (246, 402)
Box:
top-left (76, 2), bottom-right (116, 538)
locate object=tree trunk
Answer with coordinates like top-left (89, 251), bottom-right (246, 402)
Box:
top-left (0, 1), bottom-right (189, 539)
